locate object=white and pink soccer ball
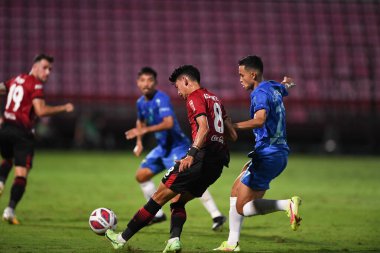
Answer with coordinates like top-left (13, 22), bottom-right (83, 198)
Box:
top-left (89, 207), bottom-right (117, 235)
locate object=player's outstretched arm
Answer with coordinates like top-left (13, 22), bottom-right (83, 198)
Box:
top-left (143, 116), bottom-right (174, 133)
top-left (224, 116), bottom-right (238, 141)
top-left (129, 119), bottom-right (145, 157)
top-left (125, 116), bottom-right (174, 140)
top-left (233, 109), bottom-right (267, 130)
top-left (32, 98), bottom-right (74, 117)
top-left (281, 76), bottom-right (296, 90)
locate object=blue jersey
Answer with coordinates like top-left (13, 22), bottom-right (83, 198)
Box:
top-left (137, 90), bottom-right (190, 149)
top-left (250, 80), bottom-right (289, 151)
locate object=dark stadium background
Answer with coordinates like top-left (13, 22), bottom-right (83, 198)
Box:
top-left (1, 0), bottom-right (379, 154)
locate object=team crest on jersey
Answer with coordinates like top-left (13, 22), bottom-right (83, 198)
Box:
top-left (189, 100), bottom-right (195, 112)
top-left (35, 84), bottom-right (43, 90)
top-left (15, 76), bottom-right (25, 84)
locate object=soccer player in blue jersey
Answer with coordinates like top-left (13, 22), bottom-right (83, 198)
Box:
top-left (214, 56), bottom-right (301, 252)
top-left (125, 67), bottom-right (226, 229)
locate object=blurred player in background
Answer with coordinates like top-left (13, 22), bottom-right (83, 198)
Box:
top-left (125, 67), bottom-right (227, 230)
top-left (106, 65), bottom-right (237, 252)
top-left (214, 55), bottom-right (301, 252)
top-left (0, 54), bottom-right (74, 224)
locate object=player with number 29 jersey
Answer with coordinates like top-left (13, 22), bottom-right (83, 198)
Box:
top-left (3, 74), bottom-right (44, 131)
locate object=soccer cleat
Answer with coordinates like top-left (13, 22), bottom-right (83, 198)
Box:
top-left (2, 207), bottom-right (20, 225)
top-left (105, 229), bottom-right (125, 250)
top-left (286, 196), bottom-right (302, 231)
top-left (162, 238), bottom-right (182, 253)
top-left (148, 213), bottom-right (167, 225)
top-left (0, 181), bottom-right (4, 197)
top-left (213, 241), bottom-right (240, 252)
top-left (212, 215), bottom-right (227, 231)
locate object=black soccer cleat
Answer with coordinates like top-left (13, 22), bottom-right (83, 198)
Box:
top-left (212, 215), bottom-right (227, 231)
top-left (148, 214), bottom-right (167, 225)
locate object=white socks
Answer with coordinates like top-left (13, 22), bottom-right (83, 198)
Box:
top-left (200, 189), bottom-right (223, 218)
top-left (242, 199), bottom-right (289, 217)
top-left (227, 197), bottom-right (244, 246)
top-left (168, 237), bottom-right (179, 243)
top-left (139, 180), bottom-right (164, 217)
top-left (117, 233), bottom-right (127, 243)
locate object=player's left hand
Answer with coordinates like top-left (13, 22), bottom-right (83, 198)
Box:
top-left (125, 128), bottom-right (139, 139)
top-left (176, 156), bottom-right (194, 172)
top-left (125, 128), bottom-right (148, 139)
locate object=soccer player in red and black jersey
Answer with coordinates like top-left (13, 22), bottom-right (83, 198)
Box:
top-left (0, 54), bottom-right (74, 224)
top-left (105, 65), bottom-right (237, 252)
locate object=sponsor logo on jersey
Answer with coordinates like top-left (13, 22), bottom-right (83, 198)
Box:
top-left (4, 111), bottom-right (16, 120)
top-left (211, 134), bottom-right (224, 144)
top-left (159, 107), bottom-right (170, 112)
top-left (15, 76), bottom-right (25, 84)
top-left (203, 93), bottom-right (219, 101)
top-left (35, 84), bottom-right (43, 90)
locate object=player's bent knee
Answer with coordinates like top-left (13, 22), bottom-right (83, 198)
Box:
top-left (152, 184), bottom-right (177, 206)
top-left (236, 204), bottom-right (245, 216)
top-left (14, 166), bottom-right (28, 177)
top-left (230, 183), bottom-right (239, 197)
top-left (236, 197), bottom-right (251, 216)
top-left (135, 169), bottom-right (153, 183)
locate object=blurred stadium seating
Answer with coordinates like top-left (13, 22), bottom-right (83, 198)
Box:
top-left (0, 0), bottom-right (379, 153)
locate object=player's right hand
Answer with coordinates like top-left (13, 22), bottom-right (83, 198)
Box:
top-left (176, 156), bottom-right (194, 172)
top-left (133, 144), bottom-right (143, 157)
top-left (65, 103), bottom-right (74, 112)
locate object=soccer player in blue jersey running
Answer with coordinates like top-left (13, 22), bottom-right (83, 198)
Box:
top-left (125, 67), bottom-right (226, 230)
top-left (214, 56), bottom-right (301, 252)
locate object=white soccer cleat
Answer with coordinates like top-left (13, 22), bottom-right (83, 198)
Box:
top-left (2, 207), bottom-right (20, 225)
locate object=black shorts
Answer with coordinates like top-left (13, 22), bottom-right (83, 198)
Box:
top-left (0, 123), bottom-right (34, 169)
top-left (162, 144), bottom-right (230, 197)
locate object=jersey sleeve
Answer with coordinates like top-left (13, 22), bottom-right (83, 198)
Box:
top-left (31, 82), bottom-right (45, 99)
top-left (136, 101), bottom-right (144, 121)
top-left (188, 94), bottom-right (206, 119)
top-left (158, 96), bottom-right (174, 118)
top-left (273, 82), bottom-right (288, 97)
top-left (252, 90), bottom-right (270, 113)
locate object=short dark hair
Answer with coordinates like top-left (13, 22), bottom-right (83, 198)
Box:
top-left (238, 55), bottom-right (264, 74)
top-left (138, 67), bottom-right (157, 80)
top-left (33, 53), bottom-right (54, 63)
top-left (169, 65), bottom-right (200, 83)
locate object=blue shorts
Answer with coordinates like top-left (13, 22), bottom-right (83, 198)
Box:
top-left (140, 144), bottom-right (189, 175)
top-left (241, 146), bottom-right (289, 191)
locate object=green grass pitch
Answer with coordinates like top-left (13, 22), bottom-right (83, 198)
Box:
top-left (0, 151), bottom-right (379, 252)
